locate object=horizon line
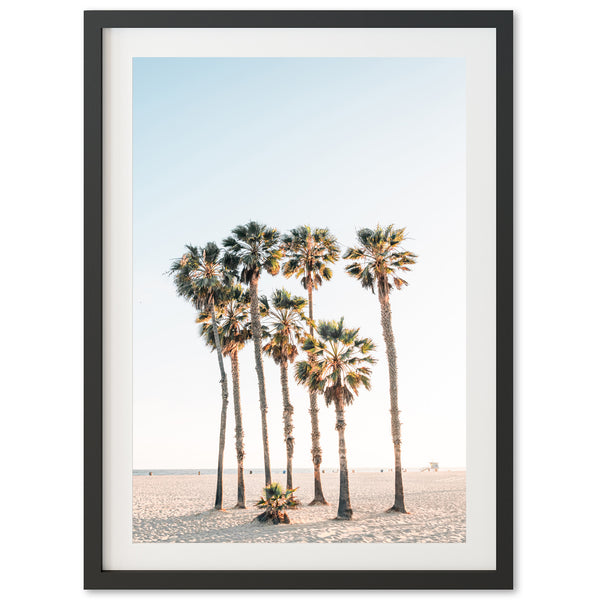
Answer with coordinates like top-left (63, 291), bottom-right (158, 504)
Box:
top-left (133, 465), bottom-right (466, 471)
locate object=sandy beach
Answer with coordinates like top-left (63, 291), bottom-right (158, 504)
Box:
top-left (133, 471), bottom-right (465, 543)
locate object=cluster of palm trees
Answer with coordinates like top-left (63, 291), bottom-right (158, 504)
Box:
top-left (169, 222), bottom-right (416, 520)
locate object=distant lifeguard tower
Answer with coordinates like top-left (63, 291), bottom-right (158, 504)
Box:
top-left (420, 461), bottom-right (439, 472)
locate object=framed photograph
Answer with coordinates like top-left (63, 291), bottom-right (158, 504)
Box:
top-left (84, 10), bottom-right (513, 590)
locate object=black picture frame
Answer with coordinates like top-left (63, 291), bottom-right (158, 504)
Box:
top-left (84, 9), bottom-right (513, 590)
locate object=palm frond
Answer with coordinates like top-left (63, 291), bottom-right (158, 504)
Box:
top-left (343, 225), bottom-right (417, 297)
top-left (295, 318), bottom-right (376, 407)
top-left (262, 288), bottom-right (307, 365)
top-left (221, 221), bottom-right (281, 284)
top-left (280, 225), bottom-right (340, 291)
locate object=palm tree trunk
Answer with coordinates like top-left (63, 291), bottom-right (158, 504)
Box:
top-left (210, 303), bottom-right (229, 510)
top-left (249, 274), bottom-right (272, 485)
top-left (307, 282), bottom-right (327, 504)
top-left (377, 287), bottom-right (408, 513)
top-left (279, 360), bottom-right (294, 491)
top-left (334, 393), bottom-right (352, 520)
top-left (230, 349), bottom-right (246, 508)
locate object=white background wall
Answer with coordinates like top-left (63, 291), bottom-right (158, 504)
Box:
top-left (1, 0), bottom-right (599, 598)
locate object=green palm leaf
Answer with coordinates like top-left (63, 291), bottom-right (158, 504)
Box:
top-left (343, 225), bottom-right (416, 297)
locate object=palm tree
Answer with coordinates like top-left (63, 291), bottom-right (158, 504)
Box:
top-left (255, 482), bottom-right (299, 524)
top-left (263, 289), bottom-right (308, 491)
top-left (281, 226), bottom-right (340, 505)
top-left (169, 242), bottom-right (232, 510)
top-left (198, 285), bottom-right (253, 509)
top-left (223, 221), bottom-right (282, 485)
top-left (296, 318), bottom-right (375, 520)
top-left (343, 225), bottom-right (417, 513)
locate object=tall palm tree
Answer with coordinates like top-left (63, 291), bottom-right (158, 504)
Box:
top-left (343, 225), bottom-right (417, 513)
top-left (263, 289), bottom-right (308, 491)
top-left (281, 226), bottom-right (339, 505)
top-left (198, 285), bottom-right (253, 509)
top-left (169, 242), bottom-right (232, 510)
top-left (223, 221), bottom-right (282, 485)
top-left (296, 318), bottom-right (375, 520)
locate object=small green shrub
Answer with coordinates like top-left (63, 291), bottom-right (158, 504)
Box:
top-left (255, 482), bottom-right (298, 524)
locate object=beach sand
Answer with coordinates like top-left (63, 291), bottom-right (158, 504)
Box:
top-left (133, 471), bottom-right (465, 543)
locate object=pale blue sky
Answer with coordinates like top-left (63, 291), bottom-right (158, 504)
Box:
top-left (133, 57), bottom-right (466, 470)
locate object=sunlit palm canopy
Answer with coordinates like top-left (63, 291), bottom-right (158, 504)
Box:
top-left (199, 285), bottom-right (268, 354)
top-left (262, 289), bottom-right (308, 365)
top-left (343, 225), bottom-right (417, 296)
top-left (281, 225), bottom-right (340, 290)
top-left (295, 318), bottom-right (376, 406)
top-left (168, 242), bottom-right (232, 310)
top-left (222, 221), bottom-right (282, 284)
